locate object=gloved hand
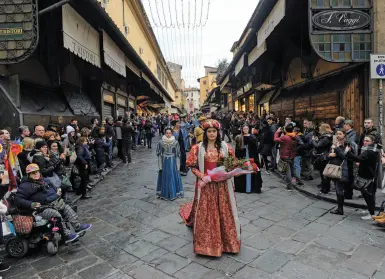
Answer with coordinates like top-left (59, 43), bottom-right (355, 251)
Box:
top-left (31, 202), bottom-right (41, 209)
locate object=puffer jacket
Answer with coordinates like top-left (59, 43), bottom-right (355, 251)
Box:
top-left (311, 133), bottom-right (333, 159)
top-left (15, 177), bottom-right (58, 210)
top-left (274, 130), bottom-right (298, 159)
top-left (29, 151), bottom-right (55, 177)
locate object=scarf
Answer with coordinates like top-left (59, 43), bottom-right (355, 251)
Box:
top-left (162, 135), bottom-right (176, 145)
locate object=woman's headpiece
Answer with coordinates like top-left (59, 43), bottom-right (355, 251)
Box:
top-left (164, 126), bottom-right (173, 132)
top-left (202, 119), bottom-right (221, 130)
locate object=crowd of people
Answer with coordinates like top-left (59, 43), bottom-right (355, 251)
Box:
top-left (215, 111), bottom-right (385, 221)
top-left (1, 109), bottom-right (385, 265)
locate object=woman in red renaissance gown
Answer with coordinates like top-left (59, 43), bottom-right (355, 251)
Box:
top-left (179, 119), bottom-right (241, 257)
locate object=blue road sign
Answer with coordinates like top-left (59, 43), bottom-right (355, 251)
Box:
top-left (376, 64), bottom-right (385, 77)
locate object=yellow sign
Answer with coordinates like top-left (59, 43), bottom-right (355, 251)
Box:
top-left (0, 28), bottom-right (23, 35)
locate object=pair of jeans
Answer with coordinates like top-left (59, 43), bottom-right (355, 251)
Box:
top-left (294, 156), bottom-right (302, 178)
top-left (301, 156), bottom-right (313, 178)
top-left (146, 134), bottom-right (152, 148)
top-left (283, 158), bottom-right (300, 184)
top-left (121, 141), bottom-right (132, 163)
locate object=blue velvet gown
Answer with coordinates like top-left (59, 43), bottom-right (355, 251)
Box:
top-left (156, 138), bottom-right (184, 200)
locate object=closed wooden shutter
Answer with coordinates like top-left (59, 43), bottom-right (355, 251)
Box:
top-left (103, 103), bottom-right (113, 118)
top-left (117, 106), bottom-right (125, 117)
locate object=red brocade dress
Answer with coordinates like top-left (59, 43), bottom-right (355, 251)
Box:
top-left (179, 143), bottom-right (241, 257)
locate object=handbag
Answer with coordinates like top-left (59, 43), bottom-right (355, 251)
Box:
top-left (323, 160), bottom-right (344, 180)
top-left (12, 215), bottom-right (33, 235)
top-left (277, 159), bottom-right (288, 173)
top-left (61, 175), bottom-right (72, 189)
top-left (46, 172), bottom-right (62, 188)
top-left (354, 176), bottom-right (373, 191)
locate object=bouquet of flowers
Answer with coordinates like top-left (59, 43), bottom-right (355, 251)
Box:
top-left (198, 157), bottom-right (259, 188)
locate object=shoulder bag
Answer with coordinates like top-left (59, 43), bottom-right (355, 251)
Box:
top-left (323, 160), bottom-right (344, 180)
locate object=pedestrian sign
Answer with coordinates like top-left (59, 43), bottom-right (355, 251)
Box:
top-left (371, 54), bottom-right (385, 79)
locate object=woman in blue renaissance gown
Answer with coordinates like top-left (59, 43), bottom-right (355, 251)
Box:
top-left (156, 127), bottom-right (184, 200)
top-left (172, 121), bottom-right (189, 176)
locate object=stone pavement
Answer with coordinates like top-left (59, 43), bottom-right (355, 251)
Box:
top-left (2, 141), bottom-right (385, 279)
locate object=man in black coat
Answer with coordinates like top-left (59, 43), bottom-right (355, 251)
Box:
top-left (221, 112), bottom-right (232, 143)
top-left (121, 119), bottom-right (134, 164)
top-left (360, 118), bottom-right (382, 147)
top-left (343, 120), bottom-right (359, 199)
top-left (301, 119), bottom-right (315, 180)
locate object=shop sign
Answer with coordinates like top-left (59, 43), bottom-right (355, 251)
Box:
top-left (62, 4), bottom-right (101, 68)
top-left (0, 0), bottom-right (39, 64)
top-left (257, 0), bottom-right (285, 48)
top-left (243, 82), bottom-right (252, 93)
top-left (236, 88), bottom-right (244, 98)
top-left (313, 10), bottom-right (370, 31)
top-left (0, 24), bottom-right (23, 40)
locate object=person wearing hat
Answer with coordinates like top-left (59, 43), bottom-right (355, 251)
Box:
top-left (194, 117), bottom-right (206, 144)
top-left (180, 119), bottom-right (241, 257)
top-left (15, 164), bottom-right (92, 243)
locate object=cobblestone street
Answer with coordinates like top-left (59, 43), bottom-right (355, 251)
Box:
top-left (2, 143), bottom-right (385, 279)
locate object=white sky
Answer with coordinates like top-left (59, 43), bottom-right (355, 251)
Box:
top-left (141, 0), bottom-right (259, 88)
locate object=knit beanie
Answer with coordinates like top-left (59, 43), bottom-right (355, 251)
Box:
top-left (35, 140), bottom-right (48, 150)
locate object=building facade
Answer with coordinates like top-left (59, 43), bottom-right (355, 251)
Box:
top-left (198, 66), bottom-right (218, 106)
top-left (220, 0), bottom-right (381, 134)
top-left (0, 0), bottom-right (175, 134)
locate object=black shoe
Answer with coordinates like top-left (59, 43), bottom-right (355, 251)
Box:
top-left (0, 263), bottom-right (10, 272)
top-left (330, 208), bottom-right (344, 215)
top-left (80, 195), bottom-right (92, 200)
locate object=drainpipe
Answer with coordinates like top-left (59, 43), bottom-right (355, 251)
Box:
top-left (39, 0), bottom-right (72, 16)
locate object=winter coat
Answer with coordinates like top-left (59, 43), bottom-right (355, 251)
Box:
top-left (18, 149), bottom-right (32, 176)
top-left (121, 124), bottom-right (134, 143)
top-left (30, 151), bottom-right (55, 177)
top-left (75, 144), bottom-right (91, 169)
top-left (328, 143), bottom-right (349, 182)
top-left (346, 144), bottom-right (379, 180)
top-left (144, 123), bottom-right (154, 136)
top-left (93, 138), bottom-right (109, 166)
top-left (274, 130), bottom-right (298, 159)
top-left (221, 117), bottom-right (231, 130)
top-left (258, 129), bottom-right (274, 156)
top-left (15, 178), bottom-right (59, 210)
top-left (311, 133), bottom-right (333, 160)
top-left (360, 127), bottom-right (382, 146)
top-left (301, 128), bottom-right (315, 157)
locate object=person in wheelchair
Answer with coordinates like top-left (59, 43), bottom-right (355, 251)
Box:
top-left (14, 164), bottom-right (92, 243)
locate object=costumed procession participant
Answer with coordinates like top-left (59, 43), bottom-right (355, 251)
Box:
top-left (234, 124), bottom-right (263, 194)
top-left (179, 114), bottom-right (191, 152)
top-left (172, 121), bottom-right (189, 176)
top-left (194, 116), bottom-right (206, 144)
top-left (156, 127), bottom-right (184, 200)
top-left (180, 119), bottom-right (241, 257)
